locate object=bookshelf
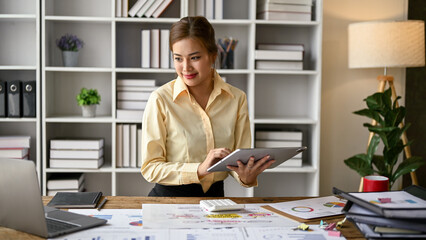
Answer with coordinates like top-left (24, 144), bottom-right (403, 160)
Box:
top-left (0, 0), bottom-right (41, 182)
top-left (41, 0), bottom-right (322, 197)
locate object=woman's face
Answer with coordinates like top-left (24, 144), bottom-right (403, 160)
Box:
top-left (172, 38), bottom-right (216, 90)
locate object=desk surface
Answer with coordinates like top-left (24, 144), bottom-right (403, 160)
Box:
top-left (0, 196), bottom-right (365, 240)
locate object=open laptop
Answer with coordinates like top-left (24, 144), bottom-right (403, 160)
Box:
top-left (0, 159), bottom-right (107, 238)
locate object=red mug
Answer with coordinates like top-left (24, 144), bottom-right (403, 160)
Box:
top-left (363, 175), bottom-right (389, 192)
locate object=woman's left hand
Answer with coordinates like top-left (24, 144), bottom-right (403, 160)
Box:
top-left (226, 155), bottom-right (275, 185)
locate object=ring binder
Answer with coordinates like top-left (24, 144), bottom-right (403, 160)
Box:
top-left (23, 81), bottom-right (36, 117)
top-left (7, 80), bottom-right (22, 117)
top-left (0, 80), bottom-right (6, 117)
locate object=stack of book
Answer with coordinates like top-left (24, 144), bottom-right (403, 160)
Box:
top-left (188, 0), bottom-right (223, 20)
top-left (255, 130), bottom-right (303, 167)
top-left (257, 0), bottom-right (313, 21)
top-left (0, 136), bottom-right (31, 160)
top-left (116, 79), bottom-right (158, 120)
top-left (141, 29), bottom-right (171, 69)
top-left (47, 173), bottom-right (85, 196)
top-left (119, 0), bottom-right (174, 18)
top-left (255, 43), bottom-right (304, 70)
top-left (333, 186), bottom-right (426, 239)
top-left (49, 139), bottom-right (104, 169)
top-left (116, 124), bottom-right (142, 168)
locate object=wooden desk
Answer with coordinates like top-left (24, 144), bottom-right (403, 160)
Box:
top-left (0, 196), bottom-right (365, 240)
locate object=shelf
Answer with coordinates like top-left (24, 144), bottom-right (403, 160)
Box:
top-left (115, 17), bottom-right (179, 23)
top-left (254, 70), bottom-right (318, 75)
top-left (45, 67), bottom-right (112, 72)
top-left (254, 117), bottom-right (318, 124)
top-left (115, 168), bottom-right (142, 173)
top-left (264, 165), bottom-right (317, 173)
top-left (0, 14), bottom-right (36, 19)
top-left (45, 116), bottom-right (113, 123)
top-left (46, 165), bottom-right (114, 173)
top-left (0, 66), bottom-right (37, 70)
top-left (254, 20), bottom-right (321, 26)
top-left (0, 118), bottom-right (38, 123)
top-left (45, 16), bottom-right (112, 22)
top-left (115, 68), bottom-right (175, 73)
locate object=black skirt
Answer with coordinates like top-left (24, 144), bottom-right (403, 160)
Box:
top-left (148, 181), bottom-right (224, 197)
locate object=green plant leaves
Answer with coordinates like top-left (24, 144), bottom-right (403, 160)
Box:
top-left (344, 154), bottom-right (375, 177)
top-left (392, 156), bottom-right (426, 184)
top-left (76, 88), bottom-right (101, 106)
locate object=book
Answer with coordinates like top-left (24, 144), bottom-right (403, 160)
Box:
top-left (130, 124), bottom-right (137, 168)
top-left (116, 0), bottom-right (122, 17)
top-left (352, 221), bottom-right (426, 239)
top-left (257, 0), bottom-right (313, 5)
top-left (128, 0), bottom-right (148, 17)
top-left (49, 157), bottom-right (104, 169)
top-left (122, 0), bottom-right (129, 17)
top-left (257, 11), bottom-right (311, 21)
top-left (50, 149), bottom-right (104, 159)
top-left (256, 130), bottom-right (303, 141)
top-left (195, 0), bottom-right (204, 16)
top-left (344, 202), bottom-right (426, 232)
top-left (0, 136), bottom-right (30, 148)
top-left (136, 0), bottom-right (155, 17)
top-left (257, 43), bottom-right (304, 51)
top-left (205, 0), bottom-right (214, 19)
top-left (215, 0), bottom-right (223, 19)
top-left (117, 91), bottom-right (152, 101)
top-left (117, 86), bottom-right (158, 91)
top-left (122, 124), bottom-right (130, 167)
top-left (117, 79), bottom-right (156, 87)
top-left (117, 100), bottom-right (148, 110)
top-left (50, 139), bottom-right (104, 150)
top-left (144, 0), bottom-right (164, 18)
top-left (254, 50), bottom-right (303, 61)
top-left (47, 192), bottom-right (103, 208)
top-left (47, 184), bottom-right (85, 196)
top-left (116, 124), bottom-right (123, 167)
top-left (160, 29), bottom-right (170, 69)
top-left (150, 29), bottom-right (160, 68)
top-left (47, 173), bottom-right (85, 190)
top-left (255, 140), bottom-right (302, 148)
top-left (257, 3), bottom-right (312, 13)
top-left (255, 60), bottom-right (303, 70)
top-left (152, 0), bottom-right (174, 18)
top-left (333, 185), bottom-right (426, 219)
top-left (116, 109), bottom-right (144, 120)
top-left (261, 196), bottom-right (346, 223)
top-left (141, 29), bottom-right (151, 68)
top-left (137, 128), bottom-right (142, 167)
top-left (0, 148), bottom-right (29, 158)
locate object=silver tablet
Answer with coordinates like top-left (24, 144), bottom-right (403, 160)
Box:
top-left (207, 146), bottom-right (307, 172)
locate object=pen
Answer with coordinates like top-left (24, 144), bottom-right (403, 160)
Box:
top-left (97, 197), bottom-right (107, 211)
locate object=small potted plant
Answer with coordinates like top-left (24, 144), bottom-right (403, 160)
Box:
top-left (76, 88), bottom-right (101, 117)
top-left (56, 34), bottom-right (84, 67)
top-left (344, 88), bottom-right (425, 189)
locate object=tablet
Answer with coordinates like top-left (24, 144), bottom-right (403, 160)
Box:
top-left (207, 146), bottom-right (307, 172)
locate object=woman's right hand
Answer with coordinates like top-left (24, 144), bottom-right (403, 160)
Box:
top-left (197, 148), bottom-right (231, 178)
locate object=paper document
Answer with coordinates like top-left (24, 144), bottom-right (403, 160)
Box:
top-left (262, 196), bottom-right (346, 221)
top-left (142, 203), bottom-right (299, 229)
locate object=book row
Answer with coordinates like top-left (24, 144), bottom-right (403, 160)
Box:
top-left (255, 130), bottom-right (303, 167)
top-left (0, 136), bottom-right (31, 160)
top-left (188, 0), bottom-right (224, 20)
top-left (116, 79), bottom-right (158, 111)
top-left (118, 0), bottom-right (174, 18)
top-left (257, 0), bottom-right (313, 21)
top-left (116, 124), bottom-right (142, 168)
top-left (255, 43), bottom-right (305, 70)
top-left (49, 139), bottom-right (105, 169)
top-left (0, 80), bottom-right (36, 118)
top-left (141, 29), bottom-right (172, 69)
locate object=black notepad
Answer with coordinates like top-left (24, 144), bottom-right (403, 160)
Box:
top-left (47, 192), bottom-right (102, 208)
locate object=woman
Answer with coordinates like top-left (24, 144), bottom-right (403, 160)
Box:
top-left (141, 16), bottom-right (274, 197)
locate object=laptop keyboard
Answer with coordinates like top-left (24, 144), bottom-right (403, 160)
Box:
top-left (46, 218), bottom-right (80, 233)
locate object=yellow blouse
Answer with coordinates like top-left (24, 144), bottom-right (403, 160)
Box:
top-left (140, 70), bottom-right (255, 192)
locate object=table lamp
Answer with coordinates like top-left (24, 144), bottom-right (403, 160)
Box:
top-left (348, 20), bottom-right (425, 190)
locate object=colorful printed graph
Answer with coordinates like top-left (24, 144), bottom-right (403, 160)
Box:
top-left (291, 206), bottom-right (314, 212)
top-left (323, 202), bottom-right (345, 208)
top-left (129, 220), bottom-right (143, 226)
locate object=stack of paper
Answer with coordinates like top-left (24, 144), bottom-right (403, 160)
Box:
top-left (333, 186), bottom-right (426, 239)
top-left (0, 136), bottom-right (31, 160)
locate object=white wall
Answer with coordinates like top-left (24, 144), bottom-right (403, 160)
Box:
top-left (320, 0), bottom-right (407, 196)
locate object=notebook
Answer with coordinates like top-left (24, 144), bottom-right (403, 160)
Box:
top-left (0, 159), bottom-right (107, 238)
top-left (48, 191), bottom-right (103, 208)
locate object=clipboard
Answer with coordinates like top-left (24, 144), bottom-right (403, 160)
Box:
top-left (207, 146), bottom-right (307, 172)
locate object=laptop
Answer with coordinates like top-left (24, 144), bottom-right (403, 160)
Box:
top-left (0, 159), bottom-right (107, 238)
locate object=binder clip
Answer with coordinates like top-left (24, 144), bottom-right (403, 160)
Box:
top-left (293, 223), bottom-right (310, 231)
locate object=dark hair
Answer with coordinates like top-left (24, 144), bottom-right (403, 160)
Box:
top-left (169, 16), bottom-right (218, 55)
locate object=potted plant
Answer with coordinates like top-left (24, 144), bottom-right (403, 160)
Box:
top-left (56, 34), bottom-right (84, 67)
top-left (76, 88), bottom-right (101, 117)
top-left (344, 88), bottom-right (425, 189)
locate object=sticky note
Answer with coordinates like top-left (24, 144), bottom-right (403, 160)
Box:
top-left (328, 230), bottom-right (342, 237)
top-left (378, 198), bottom-right (391, 203)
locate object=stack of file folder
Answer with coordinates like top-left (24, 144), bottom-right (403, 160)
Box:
top-left (333, 185), bottom-right (426, 239)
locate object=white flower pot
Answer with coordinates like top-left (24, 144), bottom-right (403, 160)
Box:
top-left (81, 105), bottom-right (97, 117)
top-left (62, 51), bottom-right (79, 67)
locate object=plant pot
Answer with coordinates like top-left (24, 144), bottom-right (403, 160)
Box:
top-left (62, 51), bottom-right (79, 67)
top-left (81, 105), bottom-right (96, 117)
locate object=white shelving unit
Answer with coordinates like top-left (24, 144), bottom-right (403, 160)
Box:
top-left (0, 0), bottom-right (41, 182)
top-left (41, 0), bottom-right (322, 197)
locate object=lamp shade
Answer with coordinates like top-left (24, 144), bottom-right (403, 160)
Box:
top-left (348, 20), bottom-right (425, 69)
